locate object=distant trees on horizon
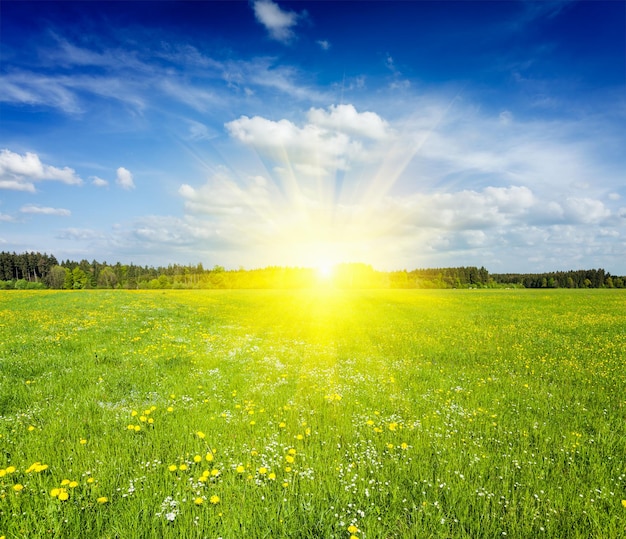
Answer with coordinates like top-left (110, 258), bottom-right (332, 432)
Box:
top-left (0, 251), bottom-right (624, 290)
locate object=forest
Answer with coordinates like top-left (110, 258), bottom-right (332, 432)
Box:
top-left (0, 251), bottom-right (624, 290)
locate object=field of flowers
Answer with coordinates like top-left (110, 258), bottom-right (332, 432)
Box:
top-left (0, 289), bottom-right (625, 538)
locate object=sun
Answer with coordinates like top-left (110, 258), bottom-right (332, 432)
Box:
top-left (316, 262), bottom-right (334, 280)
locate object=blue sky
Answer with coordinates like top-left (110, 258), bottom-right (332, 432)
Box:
top-left (1, 0), bottom-right (625, 273)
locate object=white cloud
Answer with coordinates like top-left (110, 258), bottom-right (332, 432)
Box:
top-left (0, 149), bottom-right (83, 191)
top-left (226, 114), bottom-right (361, 175)
top-left (91, 176), bottom-right (108, 188)
top-left (116, 167), bottom-right (135, 190)
top-left (307, 104), bottom-right (390, 140)
top-left (253, 0), bottom-right (300, 43)
top-left (317, 40), bottom-right (330, 51)
top-left (20, 204), bottom-right (71, 217)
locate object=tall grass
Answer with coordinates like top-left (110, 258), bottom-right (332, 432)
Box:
top-left (1, 289), bottom-right (624, 538)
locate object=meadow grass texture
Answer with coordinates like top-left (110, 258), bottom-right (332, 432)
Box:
top-left (0, 289), bottom-right (625, 538)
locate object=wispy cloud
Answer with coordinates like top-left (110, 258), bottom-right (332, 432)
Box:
top-left (21, 204), bottom-right (71, 217)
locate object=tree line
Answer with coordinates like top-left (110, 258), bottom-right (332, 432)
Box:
top-left (0, 251), bottom-right (624, 289)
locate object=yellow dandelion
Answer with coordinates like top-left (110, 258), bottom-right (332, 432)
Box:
top-left (205, 452), bottom-right (214, 462)
top-left (168, 464), bottom-right (177, 472)
top-left (131, 411), bottom-right (138, 417)
top-left (348, 525), bottom-right (359, 534)
top-left (80, 439), bottom-right (87, 445)
top-left (193, 455), bottom-right (202, 463)
top-left (69, 481), bottom-right (79, 488)
top-left (622, 500), bottom-right (626, 508)
top-left (58, 490), bottom-right (69, 501)
top-left (198, 476), bottom-right (208, 483)
top-left (0, 469), bottom-right (5, 477)
top-left (210, 468), bottom-right (220, 477)
top-left (167, 406), bottom-right (174, 412)
top-left (127, 424), bottom-right (135, 430)
top-left (268, 472), bottom-right (276, 480)
top-left (196, 431), bottom-right (206, 439)
top-left (350, 536), bottom-right (359, 539)
top-left (282, 481), bottom-right (289, 488)
top-left (401, 442), bottom-right (409, 450)
top-left (148, 418), bottom-right (154, 424)
top-left (194, 497), bottom-right (204, 505)
top-left (13, 484), bottom-right (24, 492)
top-left (27, 425), bottom-right (36, 432)
top-left (139, 416), bottom-right (147, 423)
top-left (133, 425), bottom-right (141, 432)
top-left (97, 496), bottom-right (108, 504)
top-left (285, 455), bottom-right (295, 464)
top-left (86, 477), bottom-right (95, 484)
top-left (279, 422), bottom-right (286, 428)
top-left (50, 488), bottom-right (61, 497)
top-left (258, 466), bottom-right (267, 475)
top-left (179, 464), bottom-right (188, 471)
top-left (285, 466), bottom-right (292, 473)
top-left (209, 495), bottom-right (220, 504)
top-left (61, 479), bottom-right (70, 486)
top-left (287, 448), bottom-right (296, 455)
top-left (236, 465), bottom-right (245, 473)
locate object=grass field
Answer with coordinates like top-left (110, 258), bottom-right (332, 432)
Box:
top-left (0, 289), bottom-right (625, 538)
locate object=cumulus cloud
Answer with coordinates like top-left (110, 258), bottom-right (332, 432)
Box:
top-left (307, 104), bottom-right (390, 140)
top-left (317, 40), bottom-right (330, 51)
top-left (253, 0), bottom-right (301, 43)
top-left (116, 167), bottom-right (135, 190)
top-left (91, 176), bottom-right (108, 187)
top-left (0, 149), bottom-right (83, 191)
top-left (20, 204), bottom-right (71, 217)
top-left (225, 104), bottom-right (391, 182)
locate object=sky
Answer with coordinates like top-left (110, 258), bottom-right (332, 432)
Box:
top-left (1, 0), bottom-right (625, 273)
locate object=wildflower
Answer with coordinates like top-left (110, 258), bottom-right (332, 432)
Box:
top-left (168, 465), bottom-right (177, 472)
top-left (87, 477), bottom-right (95, 484)
top-left (388, 422), bottom-right (398, 431)
top-left (127, 425), bottom-right (135, 430)
top-left (148, 418), bottom-right (154, 424)
top-left (50, 488), bottom-right (61, 497)
top-left (210, 468), bottom-right (220, 477)
top-left (27, 425), bottom-right (36, 432)
top-left (61, 479), bottom-right (70, 486)
top-left (268, 472), bottom-right (276, 480)
top-left (193, 455), bottom-right (202, 463)
top-left (69, 481), bottom-right (79, 488)
top-left (196, 431), bottom-right (206, 439)
top-left (97, 496), bottom-right (108, 504)
top-left (209, 495), bottom-right (220, 504)
top-left (5, 466), bottom-right (16, 474)
top-left (285, 455), bottom-right (295, 464)
top-left (236, 465), bottom-right (245, 474)
top-left (58, 490), bottom-right (69, 501)
top-left (167, 406), bottom-right (174, 412)
top-left (401, 442), bottom-right (409, 450)
top-left (133, 425), bottom-right (141, 432)
top-left (131, 411), bottom-right (138, 417)
top-left (279, 422), bottom-right (286, 428)
top-left (80, 439), bottom-right (87, 445)
top-left (179, 464), bottom-right (188, 471)
top-left (194, 497), bottom-right (204, 505)
top-left (348, 525), bottom-right (359, 534)
top-left (13, 484), bottom-right (24, 492)
top-left (622, 500), bottom-right (626, 508)
top-left (205, 452), bottom-right (214, 462)
top-left (258, 467), bottom-right (267, 475)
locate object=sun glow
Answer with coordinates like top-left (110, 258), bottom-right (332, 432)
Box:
top-left (315, 261), bottom-right (335, 281)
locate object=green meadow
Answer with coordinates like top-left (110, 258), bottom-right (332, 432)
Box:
top-left (0, 289), bottom-right (625, 538)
